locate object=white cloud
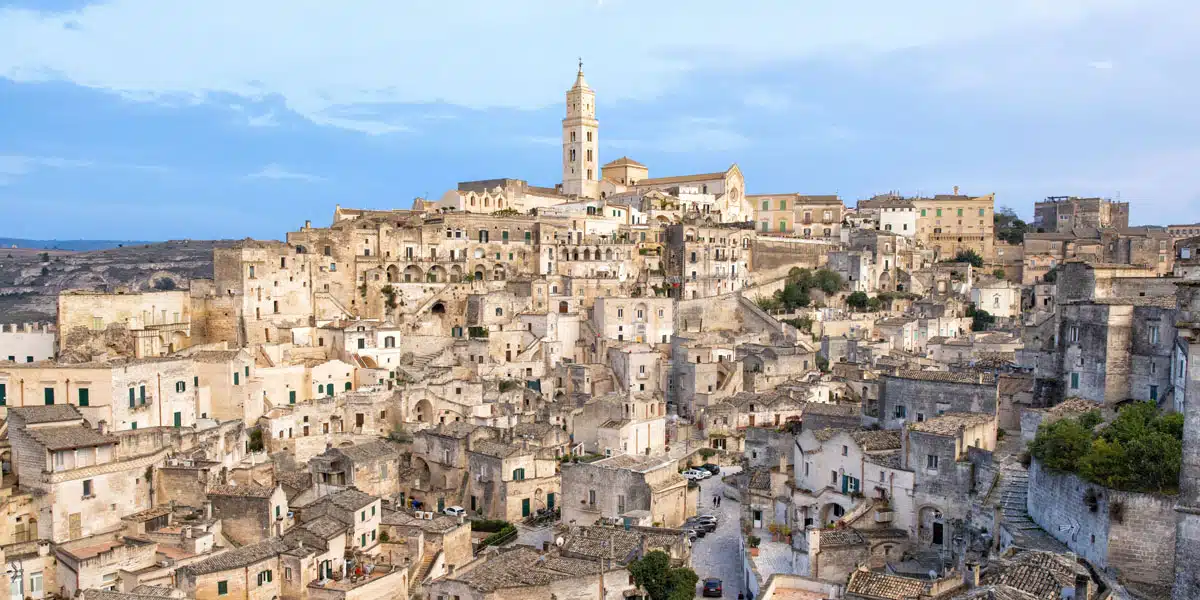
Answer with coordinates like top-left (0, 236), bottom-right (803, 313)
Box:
top-left (0, 0), bottom-right (1153, 134)
top-left (246, 111), bottom-right (279, 128)
top-left (0, 155), bottom-right (94, 185)
top-left (742, 88), bottom-right (791, 112)
top-left (607, 117), bottom-right (749, 154)
top-left (245, 164), bottom-right (326, 183)
top-left (1089, 60), bottom-right (1114, 70)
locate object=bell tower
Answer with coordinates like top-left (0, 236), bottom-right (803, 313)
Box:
top-left (562, 59), bottom-right (600, 198)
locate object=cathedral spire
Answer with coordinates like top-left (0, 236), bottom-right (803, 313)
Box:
top-left (571, 57), bottom-right (590, 92)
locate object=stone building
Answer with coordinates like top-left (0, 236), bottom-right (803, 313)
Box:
top-left (750, 193), bottom-right (844, 240)
top-left (381, 510), bottom-right (473, 573)
top-left (58, 290), bottom-right (192, 359)
top-left (296, 488), bottom-right (382, 553)
top-left (1032, 195), bottom-right (1129, 233)
top-left (793, 428), bottom-right (912, 533)
top-left (425, 546), bottom-right (637, 600)
top-left (464, 439), bottom-right (560, 521)
top-left (912, 191), bottom-right (995, 262)
top-left (560, 454), bottom-right (692, 528)
top-left (0, 322), bottom-right (55, 364)
top-left (591, 296), bottom-right (674, 344)
top-left (663, 223), bottom-right (755, 300)
top-left (876, 370), bottom-right (997, 430)
top-left (308, 440), bottom-right (402, 499)
top-left (207, 484), bottom-right (290, 546)
top-left (7, 405), bottom-right (152, 543)
top-left (903, 412), bottom-right (996, 546)
top-left (1173, 280), bottom-right (1200, 599)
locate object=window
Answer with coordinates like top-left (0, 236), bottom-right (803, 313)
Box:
top-left (936, 209), bottom-right (942, 217)
top-left (82, 479), bottom-right (93, 498)
top-left (29, 572), bottom-right (42, 594)
top-left (233, 372), bottom-right (240, 385)
top-left (361, 510), bottom-right (367, 522)
top-left (78, 387), bottom-right (89, 406)
top-left (44, 387), bottom-right (54, 405)
top-left (0, 383), bottom-right (5, 406)
top-left (957, 208), bottom-right (963, 217)
top-left (513, 468), bottom-right (526, 481)
top-left (588, 489), bottom-right (596, 505)
top-left (894, 405), bottom-right (907, 418)
top-left (345, 382), bottom-right (352, 391)
top-left (761, 200), bottom-right (769, 210)
top-left (1149, 326), bottom-right (1160, 344)
top-left (1069, 326), bottom-right (1079, 343)
top-left (176, 381), bottom-right (186, 393)
top-left (140, 385), bottom-right (147, 404)
top-left (1071, 372), bottom-right (1080, 389)
top-left (194, 376), bottom-right (199, 387)
top-left (129, 387), bottom-right (136, 407)
top-left (217, 581), bottom-right (228, 596)
top-left (841, 445), bottom-right (848, 456)
top-left (779, 199), bottom-right (787, 210)
top-left (256, 570), bottom-right (273, 586)
top-left (1150, 385), bottom-right (1158, 400)
top-left (926, 455), bottom-right (939, 470)
top-left (831, 471), bottom-right (838, 484)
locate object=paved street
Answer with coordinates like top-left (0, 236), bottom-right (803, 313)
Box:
top-left (690, 467), bottom-right (745, 599)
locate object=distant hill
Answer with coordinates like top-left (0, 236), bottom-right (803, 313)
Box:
top-left (0, 238), bottom-right (156, 252)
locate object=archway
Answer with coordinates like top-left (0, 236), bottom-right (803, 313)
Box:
top-left (492, 265), bottom-right (506, 281)
top-left (473, 265), bottom-right (486, 281)
top-left (403, 265), bottom-right (424, 283)
top-left (386, 265), bottom-right (399, 283)
top-left (919, 506), bottom-right (945, 545)
top-left (431, 302), bottom-right (446, 314)
top-left (820, 502), bottom-right (846, 525)
top-left (414, 398), bottom-right (433, 423)
top-left (427, 265), bottom-right (447, 283)
top-left (558, 301), bottom-right (569, 314)
top-left (449, 265), bottom-right (463, 282)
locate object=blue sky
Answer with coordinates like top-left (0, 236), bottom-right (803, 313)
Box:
top-left (2, 0), bottom-right (1199, 240)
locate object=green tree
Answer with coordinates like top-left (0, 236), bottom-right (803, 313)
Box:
top-left (970, 308), bottom-right (995, 331)
top-left (628, 551), bottom-right (699, 600)
top-left (1030, 418), bottom-right (1092, 472)
top-left (992, 268), bottom-right (1006, 279)
top-left (846, 291), bottom-right (869, 311)
top-left (866, 297), bottom-right (882, 312)
top-left (952, 250), bottom-right (984, 268)
top-left (39, 252), bottom-right (50, 263)
top-left (153, 277), bottom-right (177, 291)
top-left (787, 267), bottom-right (813, 289)
top-left (813, 269), bottom-right (843, 294)
top-left (994, 206), bottom-right (1029, 245)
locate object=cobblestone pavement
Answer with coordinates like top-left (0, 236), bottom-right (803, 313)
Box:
top-left (690, 467), bottom-right (745, 599)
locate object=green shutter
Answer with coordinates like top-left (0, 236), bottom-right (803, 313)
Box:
top-left (345, 382), bottom-right (352, 391)
top-left (233, 372), bottom-right (239, 385)
top-left (174, 412), bottom-right (182, 428)
top-left (44, 388), bottom-right (54, 405)
top-left (78, 388), bottom-right (89, 407)
top-left (244, 366), bottom-right (249, 377)
top-left (0, 383), bottom-right (6, 406)
top-left (139, 385), bottom-right (146, 404)
top-left (194, 376), bottom-right (199, 387)
top-left (217, 581), bottom-right (228, 596)
top-left (129, 388), bottom-right (136, 407)
top-left (289, 390), bottom-right (296, 404)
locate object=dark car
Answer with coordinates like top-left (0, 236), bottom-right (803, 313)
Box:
top-left (701, 463), bottom-right (721, 475)
top-left (702, 578), bottom-right (723, 597)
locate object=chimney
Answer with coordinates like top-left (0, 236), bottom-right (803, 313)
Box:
top-left (97, 421), bottom-right (108, 435)
top-left (305, 220), bottom-right (312, 229)
top-left (973, 564), bottom-right (981, 587)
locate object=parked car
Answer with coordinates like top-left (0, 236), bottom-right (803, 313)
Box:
top-left (685, 518), bottom-right (717, 533)
top-left (682, 469), bottom-right (707, 480)
top-left (684, 523), bottom-right (709, 537)
top-left (702, 578), bottom-right (723, 597)
top-left (696, 514), bottom-right (719, 526)
top-left (443, 506), bottom-right (466, 517)
top-left (700, 463), bottom-right (721, 475)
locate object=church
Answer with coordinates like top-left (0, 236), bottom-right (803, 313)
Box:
top-left (434, 63), bottom-right (753, 224)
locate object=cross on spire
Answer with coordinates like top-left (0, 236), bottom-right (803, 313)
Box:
top-left (578, 57), bottom-right (583, 74)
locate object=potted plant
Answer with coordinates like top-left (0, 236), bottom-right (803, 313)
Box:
top-left (767, 523), bottom-right (781, 541)
top-left (747, 535), bottom-right (761, 557)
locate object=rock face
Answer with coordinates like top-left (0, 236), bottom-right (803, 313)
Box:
top-left (0, 240), bottom-right (235, 323)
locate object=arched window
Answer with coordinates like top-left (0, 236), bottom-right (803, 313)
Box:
top-left (495, 307), bottom-right (504, 317)
top-left (384, 336), bottom-right (396, 348)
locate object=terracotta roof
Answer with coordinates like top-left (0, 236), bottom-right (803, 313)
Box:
top-left (300, 515), bottom-right (347, 539)
top-left (191, 350), bottom-right (245, 363)
top-left (330, 440), bottom-right (402, 462)
top-left (850, 430), bottom-right (902, 452)
top-left (635, 169), bottom-right (730, 186)
top-left (450, 546), bottom-right (613, 592)
top-left (208, 484), bottom-right (277, 499)
top-left (908, 412), bottom-right (994, 436)
top-left (9, 404), bottom-right (83, 424)
top-left (470, 439), bottom-right (530, 458)
top-left (889, 370), bottom-right (996, 385)
top-left (178, 538), bottom-right (292, 575)
top-left (602, 156), bottom-right (646, 168)
top-left (817, 528), bottom-right (865, 547)
top-left (27, 425), bottom-right (115, 450)
top-left (803, 402), bottom-right (860, 417)
top-left (845, 569), bottom-right (931, 599)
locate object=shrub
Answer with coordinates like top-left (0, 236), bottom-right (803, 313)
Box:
top-left (846, 291), bottom-right (869, 311)
top-left (470, 519), bottom-right (511, 533)
top-left (153, 277), bottom-right (177, 291)
top-left (698, 448), bottom-right (716, 459)
top-left (952, 249), bottom-right (984, 268)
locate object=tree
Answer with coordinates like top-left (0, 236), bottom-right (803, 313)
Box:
top-left (994, 206), bottom-right (1029, 245)
top-left (39, 252), bottom-right (49, 263)
top-left (846, 291), bottom-right (869, 311)
top-left (866, 297), bottom-right (882, 312)
top-left (970, 308), bottom-right (995, 331)
top-left (628, 550), bottom-right (699, 600)
top-left (1030, 417), bottom-right (1092, 472)
top-left (952, 250), bottom-right (984, 268)
top-left (813, 269), bottom-right (843, 294)
top-left (153, 277), bottom-right (177, 291)
top-left (992, 268), bottom-right (1006, 279)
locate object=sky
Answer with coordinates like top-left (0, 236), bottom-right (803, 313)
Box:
top-left (1, 0), bottom-right (1199, 241)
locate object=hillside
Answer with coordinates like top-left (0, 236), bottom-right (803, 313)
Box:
top-left (0, 240), bottom-right (235, 323)
top-left (0, 238), bottom-right (154, 251)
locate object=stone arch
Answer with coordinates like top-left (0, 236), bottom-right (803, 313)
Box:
top-left (295, 245), bottom-right (308, 254)
top-left (386, 265), bottom-right (399, 283)
top-left (431, 302), bottom-right (446, 314)
top-left (412, 456), bottom-right (432, 488)
top-left (414, 398), bottom-right (433, 423)
top-left (918, 505), bottom-right (945, 545)
top-left (492, 265), bottom-right (507, 281)
top-left (558, 301), bottom-right (570, 314)
top-left (583, 248), bottom-right (592, 261)
top-left (605, 248), bottom-right (613, 261)
top-left (819, 502), bottom-right (846, 525)
top-left (403, 265), bottom-right (423, 283)
top-left (449, 265), bottom-right (463, 282)
top-left (473, 264), bottom-right (487, 281)
top-left (427, 265), bottom-right (447, 283)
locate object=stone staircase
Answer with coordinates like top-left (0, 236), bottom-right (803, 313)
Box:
top-left (413, 549), bottom-right (439, 586)
top-left (996, 463), bottom-right (1066, 552)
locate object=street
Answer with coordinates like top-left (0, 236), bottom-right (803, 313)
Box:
top-left (690, 467), bottom-right (745, 599)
